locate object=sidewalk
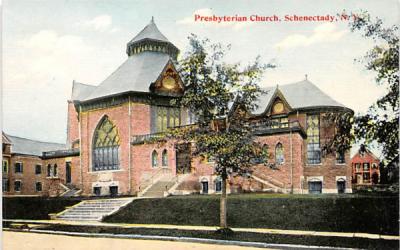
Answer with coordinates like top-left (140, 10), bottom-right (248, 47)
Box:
top-left (4, 219), bottom-right (399, 241)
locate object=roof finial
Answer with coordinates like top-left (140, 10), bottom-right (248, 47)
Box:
top-left (151, 16), bottom-right (154, 23)
top-left (305, 74), bottom-right (308, 80)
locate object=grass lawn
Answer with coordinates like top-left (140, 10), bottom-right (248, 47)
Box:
top-left (3, 197), bottom-right (81, 220)
top-left (104, 193), bottom-right (399, 235)
top-left (29, 224), bottom-right (400, 249)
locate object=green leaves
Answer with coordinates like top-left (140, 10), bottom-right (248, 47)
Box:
top-left (350, 11), bottom-right (399, 161)
top-left (170, 34), bottom-right (272, 178)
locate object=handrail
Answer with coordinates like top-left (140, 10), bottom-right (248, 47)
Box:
top-left (138, 167), bottom-right (171, 194)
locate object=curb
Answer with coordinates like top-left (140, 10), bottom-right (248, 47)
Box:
top-left (4, 219), bottom-right (399, 240)
top-left (4, 228), bottom-right (357, 250)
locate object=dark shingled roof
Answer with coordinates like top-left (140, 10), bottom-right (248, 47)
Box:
top-left (252, 80), bottom-right (348, 115)
top-left (6, 134), bottom-right (66, 156)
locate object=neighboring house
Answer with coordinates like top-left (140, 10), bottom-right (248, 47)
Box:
top-left (1, 132), bottom-right (73, 196)
top-left (351, 147), bottom-right (380, 185)
top-left (2, 18), bottom-right (354, 197)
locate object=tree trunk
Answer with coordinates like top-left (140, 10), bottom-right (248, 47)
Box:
top-left (220, 177), bottom-right (228, 228)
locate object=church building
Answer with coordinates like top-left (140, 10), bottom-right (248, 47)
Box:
top-left (2, 18), bottom-right (353, 197)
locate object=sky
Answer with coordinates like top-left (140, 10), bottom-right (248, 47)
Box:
top-left (2, 0), bottom-right (399, 157)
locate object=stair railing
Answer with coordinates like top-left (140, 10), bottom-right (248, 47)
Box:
top-left (138, 167), bottom-right (171, 195)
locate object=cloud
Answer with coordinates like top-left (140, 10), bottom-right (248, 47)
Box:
top-left (78, 14), bottom-right (119, 32)
top-left (275, 23), bottom-right (348, 50)
top-left (177, 8), bottom-right (253, 30)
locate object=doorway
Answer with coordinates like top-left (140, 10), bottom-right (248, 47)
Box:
top-left (201, 181), bottom-right (208, 194)
top-left (66, 162), bottom-right (71, 184)
top-left (337, 180), bottom-right (346, 194)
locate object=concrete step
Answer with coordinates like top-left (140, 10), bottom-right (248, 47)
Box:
top-left (55, 198), bottom-right (134, 222)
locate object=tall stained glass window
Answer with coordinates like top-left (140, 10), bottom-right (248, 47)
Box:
top-left (92, 116), bottom-right (120, 171)
top-left (275, 143), bottom-right (284, 164)
top-left (307, 115), bottom-right (321, 164)
top-left (155, 107), bottom-right (180, 132)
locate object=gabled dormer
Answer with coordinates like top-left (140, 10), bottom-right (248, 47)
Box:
top-left (264, 87), bottom-right (293, 117)
top-left (150, 61), bottom-right (184, 96)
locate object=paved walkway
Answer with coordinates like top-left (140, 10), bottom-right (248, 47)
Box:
top-left (3, 231), bottom-right (269, 250)
top-left (4, 219), bottom-right (399, 240)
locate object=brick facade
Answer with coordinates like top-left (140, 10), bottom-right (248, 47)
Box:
top-left (2, 20), bottom-right (353, 197)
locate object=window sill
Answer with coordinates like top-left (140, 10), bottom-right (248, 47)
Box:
top-left (89, 169), bottom-right (123, 174)
top-left (335, 163), bottom-right (346, 166)
top-left (46, 176), bottom-right (59, 179)
top-left (305, 164), bottom-right (323, 167)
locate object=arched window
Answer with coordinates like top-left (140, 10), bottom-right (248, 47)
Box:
top-left (152, 150), bottom-right (158, 168)
top-left (53, 164), bottom-right (57, 177)
top-left (162, 149), bottom-right (168, 167)
top-left (92, 116), bottom-right (120, 171)
top-left (275, 143), bottom-right (284, 164)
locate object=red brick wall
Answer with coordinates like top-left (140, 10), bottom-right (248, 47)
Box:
top-left (131, 141), bottom-right (177, 193)
top-left (6, 155), bottom-right (45, 196)
top-left (254, 132), bottom-right (305, 191)
top-left (67, 101), bottom-right (79, 146)
top-left (80, 103), bottom-right (131, 196)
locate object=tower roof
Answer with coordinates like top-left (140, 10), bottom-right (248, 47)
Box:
top-left (128, 17), bottom-right (170, 44)
top-left (126, 18), bottom-right (179, 59)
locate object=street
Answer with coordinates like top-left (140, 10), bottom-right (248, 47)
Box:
top-left (2, 231), bottom-right (270, 250)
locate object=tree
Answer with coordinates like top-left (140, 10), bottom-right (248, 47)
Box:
top-left (169, 34), bottom-right (273, 229)
top-left (349, 11), bottom-right (399, 162)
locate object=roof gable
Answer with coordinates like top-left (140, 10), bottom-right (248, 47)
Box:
top-left (252, 79), bottom-right (349, 116)
top-left (151, 60), bottom-right (184, 96)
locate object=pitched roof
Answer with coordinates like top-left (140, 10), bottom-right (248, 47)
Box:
top-left (82, 51), bottom-right (171, 101)
top-left (252, 80), bottom-right (348, 115)
top-left (71, 81), bottom-right (96, 101)
top-left (127, 18), bottom-right (170, 45)
top-left (2, 132), bottom-right (11, 144)
top-left (6, 134), bottom-right (66, 156)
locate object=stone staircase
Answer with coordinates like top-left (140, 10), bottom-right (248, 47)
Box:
top-left (250, 171), bottom-right (286, 193)
top-left (55, 198), bottom-right (134, 221)
top-left (141, 180), bottom-right (176, 197)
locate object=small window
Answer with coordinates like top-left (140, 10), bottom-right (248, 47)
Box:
top-left (53, 164), bottom-right (58, 177)
top-left (14, 162), bottom-right (23, 173)
top-left (93, 187), bottom-right (101, 196)
top-left (162, 149), bottom-right (168, 166)
top-left (2, 160), bottom-right (8, 173)
top-left (2, 179), bottom-right (10, 192)
top-left (215, 178), bottom-right (222, 192)
top-left (336, 151), bottom-right (345, 164)
top-left (363, 172), bottom-right (370, 182)
top-left (308, 181), bottom-right (322, 194)
top-left (275, 143), bottom-right (284, 164)
top-left (372, 163), bottom-right (378, 169)
top-left (363, 163), bottom-right (370, 171)
top-left (152, 150), bottom-right (158, 168)
top-left (355, 163), bottom-right (361, 172)
top-left (35, 182), bottom-right (42, 192)
top-left (47, 164), bottom-right (52, 177)
top-left (14, 181), bottom-right (22, 192)
top-left (35, 165), bottom-right (42, 175)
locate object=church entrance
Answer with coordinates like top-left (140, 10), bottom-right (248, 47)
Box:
top-left (175, 143), bottom-right (191, 174)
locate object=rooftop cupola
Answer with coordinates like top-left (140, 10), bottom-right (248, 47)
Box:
top-left (126, 17), bottom-right (179, 60)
